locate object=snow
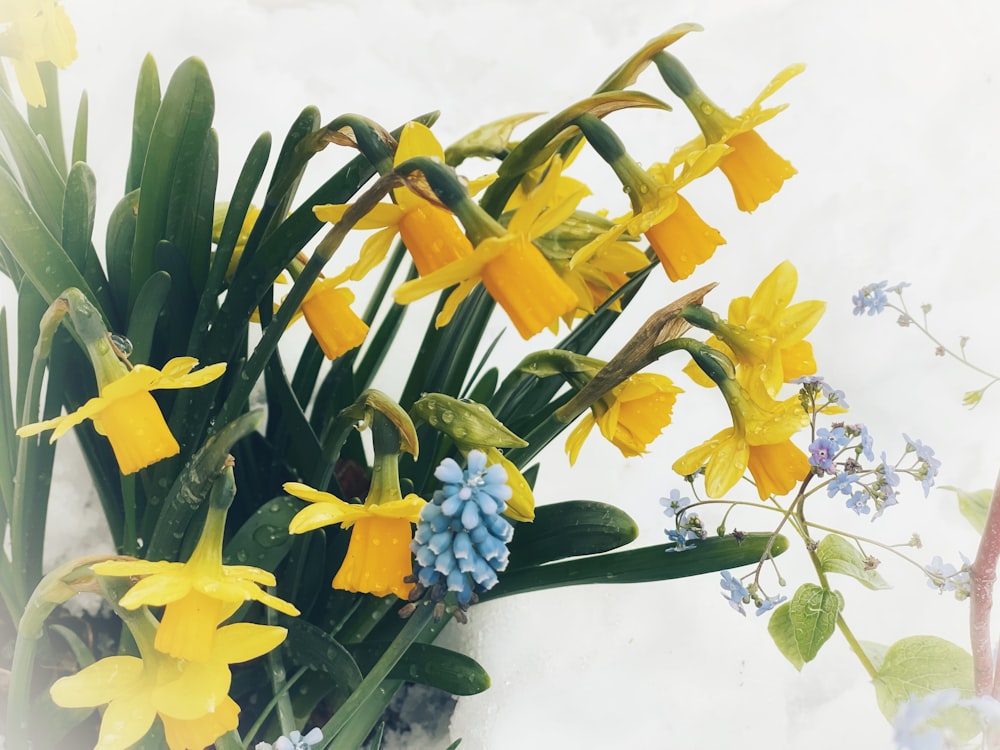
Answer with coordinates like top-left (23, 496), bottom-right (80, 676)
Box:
top-left (3, 0), bottom-right (999, 748)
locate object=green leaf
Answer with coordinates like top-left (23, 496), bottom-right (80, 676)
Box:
top-left (129, 56), bottom-right (214, 313)
top-left (125, 271), bottom-right (170, 367)
top-left (787, 583), bottom-right (843, 663)
top-left (62, 162), bottom-right (117, 327)
top-left (873, 636), bottom-right (975, 727)
top-left (283, 617), bottom-right (364, 691)
top-left (940, 485), bottom-right (991, 534)
top-left (165, 125), bottom-right (218, 297)
top-left (126, 54), bottom-right (162, 194)
top-left (506, 500), bottom-right (638, 570)
top-left (71, 90), bottom-right (87, 166)
top-left (348, 642), bottom-right (491, 696)
top-left (105, 189), bottom-right (140, 319)
top-left (0, 88), bottom-right (64, 235)
top-left (816, 533), bottom-right (891, 590)
top-left (26, 63), bottom-right (67, 178)
top-left (0, 169), bottom-right (100, 312)
top-left (767, 602), bottom-right (804, 671)
top-left (485, 532), bottom-right (787, 600)
top-left (222, 495), bottom-right (298, 571)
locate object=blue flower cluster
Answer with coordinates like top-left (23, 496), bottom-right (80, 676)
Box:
top-left (793, 375), bottom-right (849, 409)
top-left (411, 450), bottom-right (514, 609)
top-left (254, 728), bottom-right (323, 750)
top-left (852, 280), bottom-right (909, 316)
top-left (925, 554), bottom-right (971, 599)
top-left (660, 489), bottom-right (705, 552)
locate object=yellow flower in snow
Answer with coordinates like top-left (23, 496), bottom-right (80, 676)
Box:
top-left (313, 122), bottom-right (478, 280)
top-left (93, 475), bottom-right (299, 662)
top-left (565, 372), bottom-right (683, 465)
top-left (673, 365), bottom-right (809, 499)
top-left (683, 260), bottom-right (824, 395)
top-left (284, 482), bottom-right (426, 599)
top-left (0, 0), bottom-right (76, 107)
top-left (658, 52), bottom-right (804, 212)
top-left (297, 277), bottom-right (369, 360)
top-left (17, 357), bottom-right (226, 475)
top-left (394, 157), bottom-right (583, 339)
top-left (50, 620), bottom-right (285, 750)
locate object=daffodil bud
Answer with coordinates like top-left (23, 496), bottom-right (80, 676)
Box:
top-left (412, 393), bottom-right (527, 449)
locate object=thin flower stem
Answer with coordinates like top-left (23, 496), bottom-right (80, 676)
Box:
top-left (891, 300), bottom-right (999, 383)
top-left (265, 596), bottom-right (297, 737)
top-left (969, 467), bottom-right (1000, 696)
top-left (240, 667), bottom-right (309, 749)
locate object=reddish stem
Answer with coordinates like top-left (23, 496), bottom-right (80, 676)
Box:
top-left (970, 468), bottom-right (1000, 696)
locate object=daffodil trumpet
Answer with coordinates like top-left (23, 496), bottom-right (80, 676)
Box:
top-left (652, 50), bottom-right (802, 213)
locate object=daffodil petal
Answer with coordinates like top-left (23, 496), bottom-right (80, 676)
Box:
top-left (213, 623), bottom-right (288, 664)
top-left (434, 278), bottom-right (479, 328)
top-left (50, 656), bottom-right (144, 708)
top-left (153, 660), bottom-right (231, 720)
top-left (118, 572), bottom-right (193, 608)
top-left (353, 225), bottom-right (399, 280)
top-left (94, 687), bottom-right (158, 750)
top-left (283, 482), bottom-right (344, 505)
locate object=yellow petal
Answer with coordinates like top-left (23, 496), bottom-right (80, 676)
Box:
top-left (352, 225), bottom-right (399, 280)
top-left (283, 481), bottom-right (344, 505)
top-left (117, 570), bottom-right (192, 608)
top-left (153, 659), bottom-right (231, 720)
top-left (313, 202), bottom-right (403, 230)
top-left (212, 622), bottom-right (288, 664)
top-left (94, 688), bottom-right (157, 750)
top-left (50, 656), bottom-right (144, 708)
top-left (564, 414), bottom-right (596, 466)
top-left (434, 278), bottom-right (479, 328)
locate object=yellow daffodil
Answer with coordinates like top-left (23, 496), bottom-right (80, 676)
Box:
top-left (394, 157), bottom-right (583, 339)
top-left (313, 122), bottom-right (479, 280)
top-left (661, 52), bottom-right (804, 213)
top-left (50, 620), bottom-right (285, 750)
top-left (553, 238), bottom-right (648, 319)
top-left (93, 488), bottom-right (299, 662)
top-left (565, 372), bottom-right (683, 465)
top-left (683, 260), bottom-right (825, 395)
top-left (673, 367), bottom-right (809, 499)
top-left (571, 144), bottom-right (728, 283)
top-left (0, 0), bottom-right (76, 107)
top-left (296, 277), bottom-right (369, 360)
top-left (17, 357), bottom-right (226, 475)
top-left (284, 482), bottom-right (426, 599)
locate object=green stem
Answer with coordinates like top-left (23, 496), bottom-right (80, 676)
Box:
top-left (890, 300), bottom-right (1000, 383)
top-left (265, 597), bottom-right (296, 736)
top-left (317, 601), bottom-right (435, 746)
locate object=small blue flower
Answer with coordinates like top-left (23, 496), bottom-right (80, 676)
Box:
top-left (856, 424), bottom-right (875, 462)
top-left (665, 528), bottom-right (695, 552)
top-left (826, 472), bottom-right (855, 498)
top-left (808, 436), bottom-right (839, 474)
top-left (846, 489), bottom-right (871, 516)
top-left (660, 489), bottom-right (691, 517)
top-left (411, 450), bottom-right (514, 608)
top-left (817, 426), bottom-right (850, 447)
top-left (755, 594), bottom-right (787, 617)
top-left (885, 282), bottom-right (911, 294)
top-left (902, 434), bottom-right (942, 497)
top-left (853, 281), bottom-right (889, 316)
top-left (255, 728), bottom-right (324, 750)
top-left (720, 571), bottom-right (750, 616)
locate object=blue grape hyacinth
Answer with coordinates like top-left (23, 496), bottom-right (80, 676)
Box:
top-left (410, 449), bottom-right (514, 615)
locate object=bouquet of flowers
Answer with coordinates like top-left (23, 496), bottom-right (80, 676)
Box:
top-left (0, 4), bottom-right (996, 749)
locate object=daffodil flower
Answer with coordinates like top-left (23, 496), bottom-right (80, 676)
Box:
top-left (570, 114), bottom-right (729, 282)
top-left (0, 0), bottom-right (76, 107)
top-left (284, 482), bottom-right (426, 599)
top-left (313, 122), bottom-right (481, 280)
top-left (394, 157), bottom-right (583, 339)
top-left (50, 620), bottom-right (286, 750)
top-left (673, 367), bottom-right (809, 499)
top-left (17, 356), bottom-right (226, 475)
top-left (658, 52), bottom-right (804, 212)
top-left (565, 372), bottom-right (684, 465)
top-left (682, 260), bottom-right (825, 395)
top-left (294, 276), bottom-right (369, 360)
top-left (93, 483), bottom-right (299, 662)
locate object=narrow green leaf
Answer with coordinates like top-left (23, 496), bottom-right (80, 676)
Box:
top-left (0, 88), bottom-right (64, 236)
top-left (61, 162), bottom-right (117, 328)
top-left (767, 602), bottom-right (804, 671)
top-left (105, 189), bottom-right (140, 321)
top-left (165, 124), bottom-right (218, 296)
top-left (264, 356), bottom-right (322, 478)
top-left (505, 500), bottom-right (638, 570)
top-left (348, 642), bottom-right (491, 696)
top-left (485, 532), bottom-right (788, 600)
top-left (0, 169), bottom-right (98, 311)
top-left (125, 271), bottom-right (170, 367)
top-left (126, 54), bottom-right (162, 194)
top-left (787, 583), bottom-right (843, 663)
top-left (283, 618), bottom-right (364, 692)
top-left (940, 485), bottom-right (991, 534)
top-left (222, 495), bottom-right (297, 571)
top-left (129, 56), bottom-right (214, 313)
top-left (26, 63), bottom-right (67, 178)
top-left (873, 636), bottom-right (975, 728)
top-left (816, 533), bottom-right (891, 590)
top-left (0, 310), bottom-right (15, 512)
top-left (71, 90), bottom-right (87, 165)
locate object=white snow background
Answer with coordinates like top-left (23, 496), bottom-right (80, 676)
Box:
top-left (2, 1), bottom-right (999, 748)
